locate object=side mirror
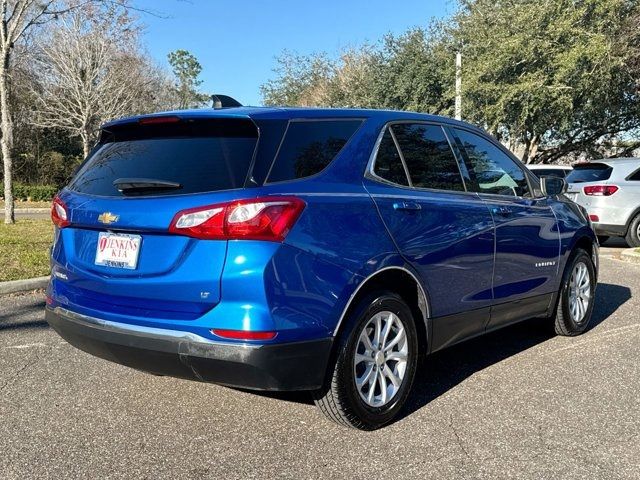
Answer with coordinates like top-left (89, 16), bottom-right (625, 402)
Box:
top-left (540, 176), bottom-right (567, 196)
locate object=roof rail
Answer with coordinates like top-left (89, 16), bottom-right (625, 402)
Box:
top-left (211, 94), bottom-right (243, 109)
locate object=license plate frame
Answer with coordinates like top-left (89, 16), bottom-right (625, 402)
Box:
top-left (95, 232), bottom-right (142, 270)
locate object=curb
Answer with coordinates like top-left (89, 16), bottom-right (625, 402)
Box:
top-left (0, 208), bottom-right (50, 214)
top-left (17, 208), bottom-right (50, 213)
top-left (0, 276), bottom-right (50, 295)
top-left (620, 248), bottom-right (640, 265)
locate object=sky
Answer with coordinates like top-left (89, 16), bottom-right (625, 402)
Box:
top-left (134, 0), bottom-right (454, 106)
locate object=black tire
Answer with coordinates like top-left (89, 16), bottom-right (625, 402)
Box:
top-left (552, 249), bottom-right (596, 336)
top-left (625, 214), bottom-right (640, 248)
top-left (597, 236), bottom-right (609, 245)
top-left (313, 291), bottom-right (418, 430)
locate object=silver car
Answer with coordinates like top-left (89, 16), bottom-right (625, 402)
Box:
top-left (565, 158), bottom-right (640, 246)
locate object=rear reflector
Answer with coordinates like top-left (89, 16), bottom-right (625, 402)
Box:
top-left (583, 185), bottom-right (619, 196)
top-left (138, 116), bottom-right (181, 125)
top-left (211, 329), bottom-right (277, 341)
top-left (51, 195), bottom-right (70, 228)
top-left (169, 196), bottom-right (305, 241)
top-left (589, 214), bottom-right (599, 222)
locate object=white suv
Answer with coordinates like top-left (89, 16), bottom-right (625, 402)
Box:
top-left (566, 158), bottom-right (640, 246)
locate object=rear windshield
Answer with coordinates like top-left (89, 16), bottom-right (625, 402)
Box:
top-left (566, 163), bottom-right (612, 183)
top-left (266, 119), bottom-right (363, 183)
top-left (69, 118), bottom-right (258, 197)
top-left (530, 168), bottom-right (567, 178)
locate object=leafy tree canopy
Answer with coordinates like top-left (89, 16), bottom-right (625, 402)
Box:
top-left (168, 49), bottom-right (209, 109)
top-left (262, 0), bottom-right (640, 163)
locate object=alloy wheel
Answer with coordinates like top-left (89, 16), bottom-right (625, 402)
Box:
top-left (568, 261), bottom-right (591, 324)
top-left (353, 311), bottom-right (408, 408)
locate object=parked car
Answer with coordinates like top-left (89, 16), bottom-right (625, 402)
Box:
top-left (527, 164), bottom-right (573, 179)
top-left (46, 106), bottom-right (599, 430)
top-left (566, 158), bottom-right (640, 246)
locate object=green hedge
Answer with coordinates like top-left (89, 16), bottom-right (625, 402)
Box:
top-left (3, 184), bottom-right (58, 202)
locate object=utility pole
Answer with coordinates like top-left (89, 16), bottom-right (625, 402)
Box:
top-left (455, 52), bottom-right (462, 121)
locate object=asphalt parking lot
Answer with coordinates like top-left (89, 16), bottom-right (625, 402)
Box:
top-left (1, 254), bottom-right (639, 479)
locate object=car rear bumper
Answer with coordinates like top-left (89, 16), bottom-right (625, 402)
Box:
top-left (592, 223), bottom-right (626, 237)
top-left (45, 306), bottom-right (332, 391)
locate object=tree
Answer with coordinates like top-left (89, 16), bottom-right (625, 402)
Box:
top-left (367, 29), bottom-right (452, 114)
top-left (450, 0), bottom-right (640, 163)
top-left (0, 0), bottom-right (153, 224)
top-left (262, 0), bottom-right (640, 164)
top-left (261, 30), bottom-right (453, 114)
top-left (261, 50), bottom-right (334, 106)
top-left (1, 1), bottom-right (96, 224)
top-left (167, 49), bottom-right (208, 109)
top-left (30, 7), bottom-right (168, 157)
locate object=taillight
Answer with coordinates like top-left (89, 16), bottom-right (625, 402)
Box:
top-left (589, 214), bottom-right (599, 222)
top-left (51, 196), bottom-right (70, 228)
top-left (583, 185), bottom-right (619, 196)
top-left (169, 196), bottom-right (305, 241)
top-left (211, 329), bottom-right (277, 341)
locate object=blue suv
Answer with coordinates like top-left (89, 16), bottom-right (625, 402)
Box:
top-left (46, 106), bottom-right (598, 430)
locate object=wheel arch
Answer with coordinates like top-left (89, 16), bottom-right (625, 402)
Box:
top-left (624, 206), bottom-right (640, 234)
top-left (332, 266), bottom-right (431, 357)
top-left (567, 232), bottom-right (598, 282)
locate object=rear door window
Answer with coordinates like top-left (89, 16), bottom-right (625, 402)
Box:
top-left (454, 128), bottom-right (530, 197)
top-left (566, 164), bottom-right (613, 183)
top-left (266, 119), bottom-right (363, 183)
top-left (69, 118), bottom-right (258, 197)
top-left (391, 123), bottom-right (465, 191)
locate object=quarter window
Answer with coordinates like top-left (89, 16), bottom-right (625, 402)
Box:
top-left (628, 168), bottom-right (640, 181)
top-left (391, 124), bottom-right (465, 191)
top-left (454, 129), bottom-right (530, 197)
top-left (267, 119), bottom-right (362, 183)
top-left (373, 129), bottom-right (409, 186)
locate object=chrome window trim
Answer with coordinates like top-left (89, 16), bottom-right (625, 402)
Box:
top-left (332, 266), bottom-right (430, 338)
top-left (365, 121), bottom-right (477, 197)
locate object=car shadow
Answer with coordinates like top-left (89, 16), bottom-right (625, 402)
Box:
top-left (245, 282), bottom-right (631, 412)
top-left (0, 299), bottom-right (48, 331)
top-left (397, 281), bottom-right (631, 422)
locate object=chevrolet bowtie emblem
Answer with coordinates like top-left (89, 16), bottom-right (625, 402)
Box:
top-left (97, 212), bottom-right (119, 225)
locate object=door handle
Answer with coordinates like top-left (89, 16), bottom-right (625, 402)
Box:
top-left (492, 206), bottom-right (512, 217)
top-left (393, 201), bottom-right (421, 211)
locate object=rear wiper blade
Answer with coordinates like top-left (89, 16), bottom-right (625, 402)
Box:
top-left (113, 178), bottom-right (182, 192)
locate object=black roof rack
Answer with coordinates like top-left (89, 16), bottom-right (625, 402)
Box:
top-left (211, 94), bottom-right (243, 109)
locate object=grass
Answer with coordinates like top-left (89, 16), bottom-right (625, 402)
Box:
top-left (1, 200), bottom-right (51, 209)
top-left (0, 219), bottom-right (53, 282)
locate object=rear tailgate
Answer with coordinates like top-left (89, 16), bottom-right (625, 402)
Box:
top-left (566, 163), bottom-right (613, 207)
top-left (50, 116), bottom-right (259, 320)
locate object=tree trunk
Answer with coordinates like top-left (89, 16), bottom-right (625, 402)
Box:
top-left (81, 131), bottom-right (91, 159)
top-left (0, 53), bottom-right (14, 224)
top-left (521, 134), bottom-right (540, 164)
